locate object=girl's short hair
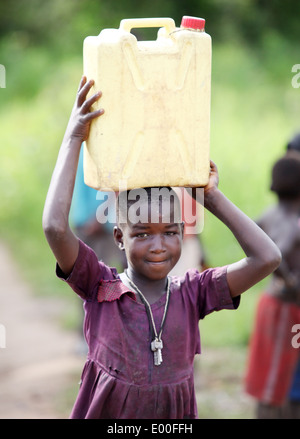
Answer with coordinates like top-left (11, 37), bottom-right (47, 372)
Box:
top-left (270, 151), bottom-right (300, 199)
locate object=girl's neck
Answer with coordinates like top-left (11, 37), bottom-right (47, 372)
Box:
top-left (125, 266), bottom-right (168, 304)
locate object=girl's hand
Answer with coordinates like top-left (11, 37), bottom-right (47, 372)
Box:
top-left (204, 160), bottom-right (219, 200)
top-left (65, 76), bottom-right (104, 142)
top-left (201, 160), bottom-right (281, 298)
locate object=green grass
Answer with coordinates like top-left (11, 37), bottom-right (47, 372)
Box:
top-left (1, 38), bottom-right (299, 346)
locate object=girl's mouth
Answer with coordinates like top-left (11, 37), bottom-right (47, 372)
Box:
top-left (146, 259), bottom-right (168, 265)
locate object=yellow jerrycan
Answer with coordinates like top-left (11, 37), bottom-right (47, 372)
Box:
top-left (83, 16), bottom-right (211, 191)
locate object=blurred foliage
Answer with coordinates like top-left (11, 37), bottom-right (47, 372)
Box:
top-left (1, 0), bottom-right (300, 105)
top-left (1, 0), bottom-right (300, 48)
top-left (0, 0), bottom-right (300, 345)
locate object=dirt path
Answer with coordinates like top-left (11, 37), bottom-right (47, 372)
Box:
top-left (0, 242), bottom-right (83, 419)
top-left (195, 346), bottom-right (255, 418)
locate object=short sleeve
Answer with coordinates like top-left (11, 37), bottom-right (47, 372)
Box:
top-left (56, 239), bottom-right (118, 301)
top-left (178, 266), bottom-right (240, 320)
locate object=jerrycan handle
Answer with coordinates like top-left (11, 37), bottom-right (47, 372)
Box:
top-left (119, 17), bottom-right (176, 35)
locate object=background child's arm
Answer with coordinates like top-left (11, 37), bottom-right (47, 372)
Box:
top-left (42, 77), bottom-right (104, 276)
top-left (203, 161), bottom-right (281, 298)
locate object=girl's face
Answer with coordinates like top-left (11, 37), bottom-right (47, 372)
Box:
top-left (114, 200), bottom-right (184, 281)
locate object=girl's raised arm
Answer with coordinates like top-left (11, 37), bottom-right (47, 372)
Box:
top-left (203, 161), bottom-right (281, 298)
top-left (42, 77), bottom-right (104, 276)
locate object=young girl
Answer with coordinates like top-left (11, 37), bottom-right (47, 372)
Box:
top-left (42, 77), bottom-right (281, 419)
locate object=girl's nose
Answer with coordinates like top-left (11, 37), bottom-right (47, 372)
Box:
top-left (150, 234), bottom-right (166, 253)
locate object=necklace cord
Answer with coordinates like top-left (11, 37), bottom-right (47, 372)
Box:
top-left (124, 270), bottom-right (171, 341)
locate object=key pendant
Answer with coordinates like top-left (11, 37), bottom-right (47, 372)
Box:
top-left (153, 348), bottom-right (163, 366)
top-left (157, 347), bottom-right (163, 365)
top-left (151, 338), bottom-right (163, 366)
top-left (154, 350), bottom-right (159, 366)
top-left (151, 338), bottom-right (163, 352)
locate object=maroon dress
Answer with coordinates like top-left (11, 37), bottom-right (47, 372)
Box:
top-left (57, 240), bottom-right (239, 419)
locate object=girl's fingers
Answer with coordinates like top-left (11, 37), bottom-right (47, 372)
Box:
top-left (81, 90), bottom-right (102, 113)
top-left (75, 76), bottom-right (104, 124)
top-left (209, 159), bottom-right (217, 170)
top-left (77, 75), bottom-right (87, 92)
top-left (83, 108), bottom-right (104, 123)
top-left (77, 78), bottom-right (95, 106)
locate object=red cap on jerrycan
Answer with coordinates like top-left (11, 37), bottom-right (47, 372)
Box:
top-left (181, 16), bottom-right (205, 31)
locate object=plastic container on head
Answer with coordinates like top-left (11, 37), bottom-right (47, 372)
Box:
top-left (83, 16), bottom-right (211, 191)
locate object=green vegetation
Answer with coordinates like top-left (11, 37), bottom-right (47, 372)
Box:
top-left (1, 1), bottom-right (299, 346)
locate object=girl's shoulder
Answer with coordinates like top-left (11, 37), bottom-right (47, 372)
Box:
top-left (57, 238), bottom-right (120, 301)
top-left (170, 265), bottom-right (229, 298)
top-left (169, 266), bottom-right (238, 319)
top-left (171, 265), bottom-right (227, 285)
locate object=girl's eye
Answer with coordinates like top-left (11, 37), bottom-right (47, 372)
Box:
top-left (136, 233), bottom-right (149, 238)
top-left (165, 231), bottom-right (177, 236)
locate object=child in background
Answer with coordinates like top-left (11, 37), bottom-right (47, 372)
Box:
top-left (42, 77), bottom-right (281, 419)
top-left (285, 133), bottom-right (300, 418)
top-left (245, 151), bottom-right (300, 418)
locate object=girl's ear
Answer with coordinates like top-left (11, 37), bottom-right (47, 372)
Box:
top-left (114, 226), bottom-right (125, 250)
